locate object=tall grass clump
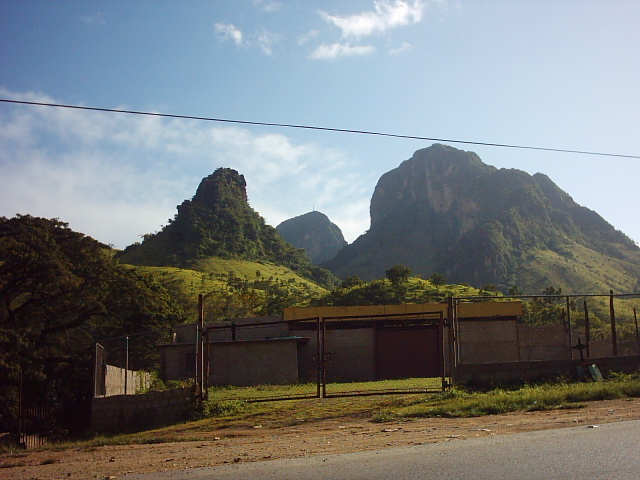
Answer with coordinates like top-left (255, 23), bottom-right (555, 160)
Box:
top-left (375, 372), bottom-right (640, 421)
top-left (191, 398), bottom-right (249, 419)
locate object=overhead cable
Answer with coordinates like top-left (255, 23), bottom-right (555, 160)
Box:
top-left (1, 98), bottom-right (638, 159)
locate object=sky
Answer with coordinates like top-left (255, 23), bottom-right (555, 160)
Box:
top-left (1, 0), bottom-right (639, 249)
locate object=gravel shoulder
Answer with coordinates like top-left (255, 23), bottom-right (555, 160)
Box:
top-left (2, 398), bottom-right (640, 480)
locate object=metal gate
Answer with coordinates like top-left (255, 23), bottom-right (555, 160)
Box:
top-left (320, 311), bottom-right (447, 397)
top-left (19, 406), bottom-right (52, 449)
top-left (193, 310), bottom-right (450, 403)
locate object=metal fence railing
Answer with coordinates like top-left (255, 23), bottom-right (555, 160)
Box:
top-left (93, 293), bottom-right (640, 406)
top-left (320, 312), bottom-right (446, 397)
top-left (202, 318), bottom-right (321, 402)
top-left (452, 293), bottom-right (640, 364)
top-left (94, 328), bottom-right (180, 398)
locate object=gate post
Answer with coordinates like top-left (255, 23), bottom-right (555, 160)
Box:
top-left (195, 293), bottom-right (204, 399)
top-left (447, 297), bottom-right (456, 387)
top-left (316, 316), bottom-right (323, 398)
top-left (316, 317), bottom-right (327, 398)
top-left (610, 290), bottom-right (618, 356)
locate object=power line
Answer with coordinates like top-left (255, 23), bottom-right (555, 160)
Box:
top-left (1, 97), bottom-right (639, 159)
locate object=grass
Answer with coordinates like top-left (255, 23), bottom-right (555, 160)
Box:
top-left (203, 378), bottom-right (443, 402)
top-left (6, 373), bottom-right (640, 453)
top-left (372, 372), bottom-right (640, 422)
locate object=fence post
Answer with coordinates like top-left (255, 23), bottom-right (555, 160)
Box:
top-left (634, 308), bottom-right (639, 354)
top-left (18, 368), bottom-right (23, 445)
top-left (565, 297), bottom-right (573, 359)
top-left (584, 301), bottom-right (590, 358)
top-left (124, 336), bottom-right (129, 395)
top-left (195, 293), bottom-right (204, 399)
top-left (316, 317), bottom-right (322, 398)
top-left (447, 296), bottom-right (456, 387)
top-left (321, 316), bottom-right (327, 398)
top-left (610, 290), bottom-right (618, 356)
top-left (203, 330), bottom-right (210, 400)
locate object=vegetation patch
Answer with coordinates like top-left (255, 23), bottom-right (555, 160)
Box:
top-left (373, 373), bottom-right (640, 421)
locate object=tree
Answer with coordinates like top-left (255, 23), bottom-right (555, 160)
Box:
top-left (340, 275), bottom-right (363, 289)
top-left (0, 215), bottom-right (182, 435)
top-left (429, 272), bottom-right (446, 287)
top-left (481, 284), bottom-right (498, 294)
top-left (507, 285), bottom-right (522, 296)
top-left (542, 286), bottom-right (563, 296)
top-left (385, 265), bottom-right (412, 286)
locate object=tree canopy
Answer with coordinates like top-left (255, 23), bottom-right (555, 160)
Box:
top-left (0, 215), bottom-right (182, 435)
top-left (385, 265), bottom-right (412, 286)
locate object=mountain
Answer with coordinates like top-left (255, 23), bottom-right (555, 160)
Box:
top-left (117, 168), bottom-right (337, 288)
top-left (323, 144), bottom-right (640, 293)
top-left (276, 211), bottom-right (347, 264)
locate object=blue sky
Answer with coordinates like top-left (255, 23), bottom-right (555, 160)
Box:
top-left (1, 0), bottom-right (639, 249)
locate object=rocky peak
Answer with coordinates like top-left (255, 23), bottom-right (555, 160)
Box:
top-left (192, 168), bottom-right (248, 207)
top-left (323, 144), bottom-right (640, 292)
top-left (277, 211), bottom-right (347, 264)
top-left (370, 144), bottom-right (493, 227)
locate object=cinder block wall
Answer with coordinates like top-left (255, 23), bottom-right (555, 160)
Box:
top-left (456, 355), bottom-right (640, 385)
top-left (208, 339), bottom-right (300, 387)
top-left (91, 387), bottom-right (192, 433)
top-left (518, 324), bottom-right (569, 361)
top-left (459, 320), bottom-right (520, 363)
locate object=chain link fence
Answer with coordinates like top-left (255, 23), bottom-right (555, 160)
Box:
top-left (201, 318), bottom-right (320, 402)
top-left (94, 328), bottom-right (185, 398)
top-left (453, 293), bottom-right (640, 364)
top-left (93, 293), bottom-right (640, 405)
top-left (320, 313), bottom-right (446, 397)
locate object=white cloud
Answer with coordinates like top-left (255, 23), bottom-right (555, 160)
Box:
top-left (298, 29), bottom-right (319, 46)
top-left (251, 0), bottom-right (281, 13)
top-left (214, 22), bottom-right (243, 45)
top-left (78, 12), bottom-right (106, 27)
top-left (320, 0), bottom-right (424, 38)
top-left (255, 30), bottom-right (279, 56)
top-left (214, 22), bottom-right (279, 56)
top-left (309, 42), bottom-right (376, 60)
top-left (389, 41), bottom-right (413, 55)
top-left (0, 88), bottom-right (372, 247)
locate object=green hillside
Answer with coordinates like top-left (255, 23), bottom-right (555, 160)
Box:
top-left (127, 257), bottom-right (327, 322)
top-left (117, 168), bottom-right (338, 289)
top-left (515, 241), bottom-right (640, 294)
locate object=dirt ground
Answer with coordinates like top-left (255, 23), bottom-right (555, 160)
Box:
top-left (2, 398), bottom-right (640, 480)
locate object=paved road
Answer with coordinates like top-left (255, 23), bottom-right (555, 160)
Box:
top-left (122, 420), bottom-right (640, 480)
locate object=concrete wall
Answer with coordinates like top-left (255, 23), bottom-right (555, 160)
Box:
top-left (456, 355), bottom-right (640, 386)
top-left (91, 387), bottom-right (192, 433)
top-left (208, 338), bottom-right (303, 387)
top-left (458, 321), bottom-right (572, 364)
top-left (588, 339), bottom-right (640, 358)
top-left (173, 316), bottom-right (285, 343)
top-left (98, 365), bottom-right (151, 397)
top-left (160, 343), bottom-right (195, 381)
top-left (459, 319), bottom-right (520, 363)
top-left (518, 324), bottom-right (569, 361)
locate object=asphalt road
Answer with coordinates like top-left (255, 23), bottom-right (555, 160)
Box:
top-left (121, 420), bottom-right (640, 480)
